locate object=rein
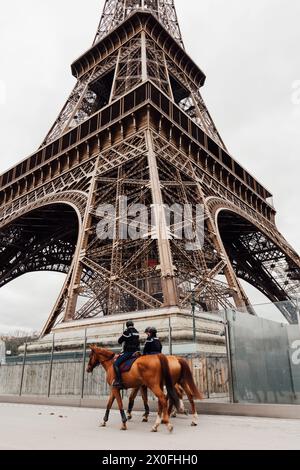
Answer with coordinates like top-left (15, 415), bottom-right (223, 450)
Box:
top-left (99, 354), bottom-right (115, 365)
top-left (95, 353), bottom-right (115, 367)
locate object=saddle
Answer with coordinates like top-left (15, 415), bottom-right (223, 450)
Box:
top-left (116, 352), bottom-right (141, 373)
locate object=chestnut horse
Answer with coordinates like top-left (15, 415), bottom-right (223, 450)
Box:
top-left (87, 345), bottom-right (180, 432)
top-left (127, 356), bottom-right (202, 427)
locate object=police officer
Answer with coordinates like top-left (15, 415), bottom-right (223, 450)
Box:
top-left (113, 320), bottom-right (140, 388)
top-left (143, 327), bottom-right (162, 355)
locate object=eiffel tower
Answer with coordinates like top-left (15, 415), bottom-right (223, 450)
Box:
top-left (1, 0), bottom-right (300, 342)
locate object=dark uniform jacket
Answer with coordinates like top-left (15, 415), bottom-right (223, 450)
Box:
top-left (118, 327), bottom-right (140, 353)
top-left (143, 337), bottom-right (162, 355)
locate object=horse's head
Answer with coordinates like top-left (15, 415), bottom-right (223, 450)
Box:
top-left (86, 345), bottom-right (115, 373)
top-left (86, 345), bottom-right (100, 373)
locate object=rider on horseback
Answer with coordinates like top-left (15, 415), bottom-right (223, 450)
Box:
top-left (113, 320), bottom-right (140, 388)
top-left (143, 327), bottom-right (162, 355)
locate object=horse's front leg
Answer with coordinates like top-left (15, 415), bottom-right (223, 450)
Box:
top-left (114, 388), bottom-right (128, 431)
top-left (127, 387), bottom-right (139, 420)
top-left (101, 391), bottom-right (115, 427)
top-left (141, 385), bottom-right (150, 422)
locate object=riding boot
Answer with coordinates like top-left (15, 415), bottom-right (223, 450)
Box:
top-left (113, 363), bottom-right (124, 389)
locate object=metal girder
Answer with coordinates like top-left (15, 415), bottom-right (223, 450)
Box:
top-left (166, 57), bottom-right (226, 149)
top-left (82, 257), bottom-right (162, 309)
top-left (93, 0), bottom-right (184, 47)
top-left (0, 204), bottom-right (78, 288)
top-left (0, 159), bottom-right (95, 229)
top-left (42, 0), bottom-right (225, 152)
top-left (218, 210), bottom-right (300, 323)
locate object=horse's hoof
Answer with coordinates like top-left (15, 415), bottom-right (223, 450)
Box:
top-left (121, 424), bottom-right (127, 431)
top-left (191, 422), bottom-right (198, 427)
top-left (168, 425), bottom-right (174, 433)
top-left (127, 414), bottom-right (132, 421)
top-left (100, 422), bottom-right (106, 428)
top-left (171, 413), bottom-right (177, 418)
top-left (151, 427), bottom-right (158, 433)
top-left (142, 417), bottom-right (148, 423)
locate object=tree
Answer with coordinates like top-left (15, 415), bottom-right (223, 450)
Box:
top-left (0, 330), bottom-right (38, 356)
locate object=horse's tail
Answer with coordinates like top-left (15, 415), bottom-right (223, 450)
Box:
top-left (178, 357), bottom-right (203, 400)
top-left (158, 354), bottom-right (180, 411)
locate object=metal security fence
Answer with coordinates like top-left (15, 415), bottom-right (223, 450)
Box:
top-left (0, 313), bottom-right (229, 401)
top-left (226, 309), bottom-right (300, 405)
top-left (0, 354), bottom-right (229, 400)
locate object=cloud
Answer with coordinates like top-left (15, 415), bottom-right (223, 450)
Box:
top-left (0, 273), bottom-right (66, 331)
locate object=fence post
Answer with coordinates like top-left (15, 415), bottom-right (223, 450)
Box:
top-left (19, 342), bottom-right (27, 396)
top-left (47, 334), bottom-right (55, 398)
top-left (168, 317), bottom-right (172, 355)
top-left (81, 329), bottom-right (87, 399)
top-left (296, 297), bottom-right (300, 335)
top-left (224, 309), bottom-right (236, 403)
top-left (287, 348), bottom-right (297, 401)
top-left (205, 356), bottom-right (210, 399)
top-left (191, 291), bottom-right (196, 343)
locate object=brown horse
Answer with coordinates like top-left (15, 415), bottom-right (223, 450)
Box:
top-left (127, 356), bottom-right (202, 427)
top-left (86, 346), bottom-right (180, 432)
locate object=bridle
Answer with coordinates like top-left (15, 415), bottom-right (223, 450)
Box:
top-left (91, 352), bottom-right (115, 369)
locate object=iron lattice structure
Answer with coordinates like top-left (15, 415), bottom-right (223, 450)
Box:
top-left (0, 0), bottom-right (300, 335)
top-left (93, 0), bottom-right (184, 47)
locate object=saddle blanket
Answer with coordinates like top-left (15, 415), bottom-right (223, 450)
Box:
top-left (117, 355), bottom-right (139, 373)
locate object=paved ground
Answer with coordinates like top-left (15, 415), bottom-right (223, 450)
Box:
top-left (0, 403), bottom-right (299, 450)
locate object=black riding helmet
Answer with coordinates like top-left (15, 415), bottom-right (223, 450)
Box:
top-left (144, 326), bottom-right (151, 333)
top-left (126, 320), bottom-right (134, 328)
top-left (149, 327), bottom-right (158, 336)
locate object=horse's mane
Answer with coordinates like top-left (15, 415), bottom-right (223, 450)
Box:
top-left (94, 346), bottom-right (115, 358)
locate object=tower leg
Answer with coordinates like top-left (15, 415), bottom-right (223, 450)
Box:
top-left (64, 156), bottom-right (100, 320)
top-left (208, 216), bottom-right (252, 311)
top-left (145, 130), bottom-right (178, 307)
top-left (40, 266), bottom-right (74, 336)
top-left (193, 161), bottom-right (251, 310)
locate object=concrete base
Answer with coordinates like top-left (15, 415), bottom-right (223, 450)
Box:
top-left (23, 307), bottom-right (226, 355)
top-left (1, 395), bottom-right (300, 420)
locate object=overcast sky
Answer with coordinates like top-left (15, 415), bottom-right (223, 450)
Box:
top-left (0, 0), bottom-right (299, 333)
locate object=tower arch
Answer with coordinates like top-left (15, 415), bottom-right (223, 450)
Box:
top-left (0, 201), bottom-right (82, 288)
top-left (207, 197), bottom-right (300, 323)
